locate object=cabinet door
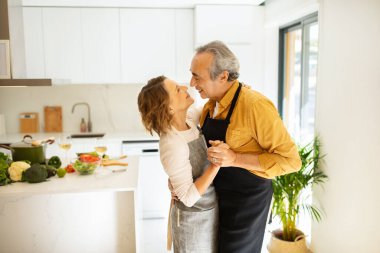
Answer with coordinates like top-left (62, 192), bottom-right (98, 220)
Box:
top-left (139, 154), bottom-right (170, 218)
top-left (81, 8), bottom-right (121, 83)
top-left (195, 5), bottom-right (255, 45)
top-left (23, 7), bottom-right (45, 78)
top-left (120, 9), bottom-right (176, 83)
top-left (42, 8), bottom-right (83, 83)
top-left (175, 9), bottom-right (194, 84)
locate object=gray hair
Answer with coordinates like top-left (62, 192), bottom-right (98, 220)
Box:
top-left (195, 41), bottom-right (240, 81)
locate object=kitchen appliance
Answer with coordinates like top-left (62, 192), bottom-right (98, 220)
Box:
top-left (44, 106), bottom-right (63, 132)
top-left (122, 140), bottom-right (170, 219)
top-left (19, 112), bottom-right (39, 133)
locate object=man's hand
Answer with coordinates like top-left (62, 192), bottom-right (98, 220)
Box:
top-left (168, 179), bottom-right (178, 201)
top-left (207, 140), bottom-right (237, 167)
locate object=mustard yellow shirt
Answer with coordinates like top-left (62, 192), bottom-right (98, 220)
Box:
top-left (200, 81), bottom-right (301, 179)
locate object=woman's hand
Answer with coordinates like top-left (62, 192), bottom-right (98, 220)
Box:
top-left (207, 140), bottom-right (237, 167)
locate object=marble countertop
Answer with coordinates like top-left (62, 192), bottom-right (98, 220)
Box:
top-left (0, 156), bottom-right (139, 196)
top-left (0, 131), bottom-right (159, 144)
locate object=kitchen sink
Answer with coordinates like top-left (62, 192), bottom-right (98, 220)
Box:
top-left (69, 133), bottom-right (105, 138)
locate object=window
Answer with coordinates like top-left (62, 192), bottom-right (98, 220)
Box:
top-left (275, 13), bottom-right (319, 243)
top-left (278, 13), bottom-right (319, 144)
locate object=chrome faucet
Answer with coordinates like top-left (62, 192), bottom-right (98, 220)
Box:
top-left (71, 102), bottom-right (92, 132)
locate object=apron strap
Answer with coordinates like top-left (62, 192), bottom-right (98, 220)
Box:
top-left (225, 83), bottom-right (242, 124)
top-left (167, 199), bottom-right (173, 251)
top-left (205, 83), bottom-right (242, 124)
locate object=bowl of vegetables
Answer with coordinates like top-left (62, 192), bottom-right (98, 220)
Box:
top-left (73, 154), bottom-right (100, 175)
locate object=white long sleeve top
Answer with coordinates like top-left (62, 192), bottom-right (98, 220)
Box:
top-left (159, 108), bottom-right (203, 207)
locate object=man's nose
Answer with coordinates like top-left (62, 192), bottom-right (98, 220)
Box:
top-left (190, 77), bottom-right (196, 87)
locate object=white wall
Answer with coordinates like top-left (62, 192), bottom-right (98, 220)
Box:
top-left (311, 0), bottom-right (380, 252)
top-left (0, 84), bottom-right (146, 134)
top-left (264, 0), bottom-right (318, 106)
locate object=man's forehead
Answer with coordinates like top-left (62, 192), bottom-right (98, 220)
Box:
top-left (191, 54), bottom-right (212, 73)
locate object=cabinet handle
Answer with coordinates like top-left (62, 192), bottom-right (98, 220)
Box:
top-left (142, 149), bottom-right (159, 153)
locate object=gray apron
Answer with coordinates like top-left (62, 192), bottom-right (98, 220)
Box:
top-left (170, 132), bottom-right (218, 253)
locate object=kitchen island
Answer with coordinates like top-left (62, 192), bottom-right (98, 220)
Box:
top-left (0, 156), bottom-right (139, 253)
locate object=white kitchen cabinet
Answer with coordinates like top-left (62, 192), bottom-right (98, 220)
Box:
top-left (22, 7), bottom-right (45, 78)
top-left (119, 8), bottom-right (194, 84)
top-left (194, 5), bottom-right (265, 86)
top-left (175, 9), bottom-right (194, 83)
top-left (139, 154), bottom-right (170, 218)
top-left (15, 6), bottom-right (194, 84)
top-left (195, 5), bottom-right (256, 45)
top-left (42, 8), bottom-right (84, 83)
top-left (22, 7), bottom-right (121, 84)
top-left (81, 8), bottom-right (121, 83)
top-left (120, 8), bottom-right (176, 83)
top-left (122, 141), bottom-right (170, 219)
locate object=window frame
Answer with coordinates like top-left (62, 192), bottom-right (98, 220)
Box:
top-left (278, 12), bottom-right (318, 119)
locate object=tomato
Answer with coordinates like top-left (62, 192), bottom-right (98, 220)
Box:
top-left (79, 154), bottom-right (100, 163)
top-left (65, 164), bottom-right (76, 173)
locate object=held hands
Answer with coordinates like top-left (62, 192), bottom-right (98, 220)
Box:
top-left (207, 140), bottom-right (237, 167)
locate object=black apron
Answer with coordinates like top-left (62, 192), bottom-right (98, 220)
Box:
top-left (201, 83), bottom-right (273, 253)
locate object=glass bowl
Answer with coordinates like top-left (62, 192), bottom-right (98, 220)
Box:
top-left (72, 160), bottom-right (99, 175)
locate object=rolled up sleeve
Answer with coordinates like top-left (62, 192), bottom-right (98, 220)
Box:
top-left (251, 99), bottom-right (302, 178)
top-left (160, 137), bottom-right (201, 207)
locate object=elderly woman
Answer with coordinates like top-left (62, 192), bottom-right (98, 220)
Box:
top-left (137, 76), bottom-right (219, 253)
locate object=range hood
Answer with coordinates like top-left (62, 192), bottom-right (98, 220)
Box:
top-left (0, 0), bottom-right (51, 87)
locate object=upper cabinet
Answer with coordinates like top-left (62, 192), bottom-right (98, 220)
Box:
top-left (120, 9), bottom-right (176, 83)
top-left (81, 8), bottom-right (121, 83)
top-left (15, 7), bottom-right (194, 84)
top-left (12, 4), bottom-right (264, 86)
top-left (43, 8), bottom-right (83, 83)
top-left (120, 9), bottom-right (193, 84)
top-left (195, 5), bottom-right (256, 45)
top-left (22, 7), bottom-right (45, 78)
top-left (195, 5), bottom-right (264, 87)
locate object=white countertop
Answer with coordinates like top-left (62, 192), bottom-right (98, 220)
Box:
top-left (0, 155), bottom-right (139, 195)
top-left (0, 131), bottom-right (159, 144)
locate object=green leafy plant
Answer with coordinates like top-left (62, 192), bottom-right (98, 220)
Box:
top-left (0, 152), bottom-right (12, 186)
top-left (271, 136), bottom-right (328, 241)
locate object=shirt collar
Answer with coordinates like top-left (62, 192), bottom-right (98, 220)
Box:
top-left (202, 80), bottom-right (239, 118)
top-left (218, 80), bottom-right (240, 109)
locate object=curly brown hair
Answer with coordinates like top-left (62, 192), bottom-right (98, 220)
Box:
top-left (137, 76), bottom-right (173, 136)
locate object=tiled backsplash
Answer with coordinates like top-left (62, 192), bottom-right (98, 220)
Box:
top-left (0, 84), bottom-right (146, 134)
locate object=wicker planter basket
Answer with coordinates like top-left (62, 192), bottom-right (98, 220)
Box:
top-left (267, 229), bottom-right (310, 253)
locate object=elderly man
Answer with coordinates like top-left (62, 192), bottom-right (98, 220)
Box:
top-left (190, 40), bottom-right (301, 253)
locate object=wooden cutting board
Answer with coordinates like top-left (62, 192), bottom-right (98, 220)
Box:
top-left (19, 112), bottom-right (39, 133)
top-left (44, 106), bottom-right (62, 132)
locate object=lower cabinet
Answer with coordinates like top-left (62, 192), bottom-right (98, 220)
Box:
top-left (122, 141), bottom-right (170, 219)
top-left (139, 154), bottom-right (171, 219)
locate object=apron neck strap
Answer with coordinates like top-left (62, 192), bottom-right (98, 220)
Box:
top-left (225, 83), bottom-right (242, 123)
top-left (205, 82), bottom-right (242, 123)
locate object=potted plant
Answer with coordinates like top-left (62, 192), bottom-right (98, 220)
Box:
top-left (267, 136), bottom-right (328, 253)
